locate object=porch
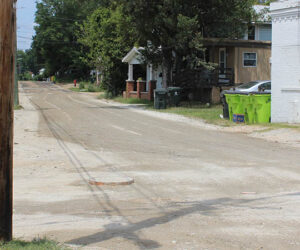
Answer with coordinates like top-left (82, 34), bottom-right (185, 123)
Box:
top-left (124, 79), bottom-right (157, 101)
top-left (174, 67), bottom-right (235, 88)
top-left (122, 47), bottom-right (162, 101)
top-left (204, 38), bottom-right (271, 85)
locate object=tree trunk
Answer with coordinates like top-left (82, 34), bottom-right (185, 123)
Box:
top-left (96, 69), bottom-right (99, 86)
top-left (162, 49), bottom-right (172, 89)
top-left (0, 0), bottom-right (16, 242)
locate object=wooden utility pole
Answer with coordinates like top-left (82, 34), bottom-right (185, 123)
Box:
top-left (0, 0), bottom-right (16, 242)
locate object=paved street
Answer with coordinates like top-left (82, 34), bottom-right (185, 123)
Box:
top-left (14, 81), bottom-right (300, 249)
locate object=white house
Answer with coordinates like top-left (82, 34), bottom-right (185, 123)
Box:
top-left (271, 0), bottom-right (300, 123)
top-left (122, 47), bottom-right (163, 90)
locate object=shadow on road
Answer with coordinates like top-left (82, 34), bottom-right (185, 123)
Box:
top-left (66, 193), bottom-right (294, 248)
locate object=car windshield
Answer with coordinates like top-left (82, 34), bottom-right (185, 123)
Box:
top-left (237, 81), bottom-right (260, 89)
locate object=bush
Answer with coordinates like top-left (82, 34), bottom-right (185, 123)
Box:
top-left (104, 91), bottom-right (114, 99)
top-left (87, 84), bottom-right (95, 92)
top-left (19, 71), bottom-right (34, 80)
top-left (33, 75), bottom-right (44, 81)
top-left (79, 82), bottom-right (85, 89)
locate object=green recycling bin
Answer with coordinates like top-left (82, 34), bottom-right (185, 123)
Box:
top-left (154, 89), bottom-right (168, 109)
top-left (225, 93), bottom-right (244, 121)
top-left (167, 87), bottom-right (182, 107)
top-left (252, 94), bottom-right (271, 123)
top-left (240, 94), bottom-right (254, 124)
top-left (225, 94), bottom-right (234, 121)
top-left (226, 92), bottom-right (271, 124)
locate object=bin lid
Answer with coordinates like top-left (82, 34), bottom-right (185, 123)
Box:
top-left (155, 88), bottom-right (168, 94)
top-left (223, 90), bottom-right (271, 96)
top-left (248, 91), bottom-right (271, 95)
top-left (167, 87), bottom-right (181, 91)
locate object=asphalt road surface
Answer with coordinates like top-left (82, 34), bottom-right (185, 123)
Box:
top-left (14, 81), bottom-right (300, 249)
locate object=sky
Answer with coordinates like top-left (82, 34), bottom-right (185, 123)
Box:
top-left (17, 0), bottom-right (37, 51)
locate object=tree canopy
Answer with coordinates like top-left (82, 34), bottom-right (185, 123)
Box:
top-left (32, 0), bottom-right (107, 78)
top-left (120, 0), bottom-right (254, 87)
top-left (29, 0), bottom-right (257, 94)
top-left (78, 4), bottom-right (137, 95)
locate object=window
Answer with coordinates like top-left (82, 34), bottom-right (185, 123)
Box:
top-left (258, 26), bottom-right (272, 41)
top-left (243, 53), bottom-right (257, 67)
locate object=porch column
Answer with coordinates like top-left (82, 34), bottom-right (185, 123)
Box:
top-left (149, 64), bottom-right (154, 80)
top-left (126, 80), bottom-right (135, 98)
top-left (126, 64), bottom-right (134, 98)
top-left (137, 80), bottom-right (146, 99)
top-left (128, 64), bottom-right (133, 81)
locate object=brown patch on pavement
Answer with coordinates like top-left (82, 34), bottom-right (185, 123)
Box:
top-left (89, 178), bottom-right (135, 187)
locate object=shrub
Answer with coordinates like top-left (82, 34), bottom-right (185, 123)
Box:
top-left (79, 82), bottom-right (85, 89)
top-left (33, 75), bottom-right (44, 81)
top-left (87, 84), bottom-right (95, 92)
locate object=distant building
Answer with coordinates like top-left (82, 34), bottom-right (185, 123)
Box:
top-left (39, 68), bottom-right (45, 76)
top-left (195, 5), bottom-right (272, 103)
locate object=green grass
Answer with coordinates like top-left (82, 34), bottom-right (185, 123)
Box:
top-left (154, 102), bottom-right (233, 126)
top-left (112, 97), bottom-right (153, 105)
top-left (69, 83), bottom-right (103, 93)
top-left (99, 95), bottom-right (153, 105)
top-left (14, 105), bottom-right (23, 110)
top-left (69, 87), bottom-right (81, 92)
top-left (0, 238), bottom-right (69, 250)
top-left (107, 98), bottom-right (229, 125)
top-left (154, 102), bottom-right (300, 128)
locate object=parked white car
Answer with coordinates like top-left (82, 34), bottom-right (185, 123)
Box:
top-left (233, 80), bottom-right (271, 93)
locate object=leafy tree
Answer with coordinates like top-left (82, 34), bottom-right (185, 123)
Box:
top-left (254, 0), bottom-right (275, 5)
top-left (17, 49), bottom-right (39, 78)
top-left (78, 4), bottom-right (137, 95)
top-left (121, 0), bottom-right (255, 87)
top-left (32, 0), bottom-right (106, 78)
top-left (31, 0), bottom-right (258, 94)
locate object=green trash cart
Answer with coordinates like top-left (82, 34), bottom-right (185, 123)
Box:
top-left (225, 93), bottom-right (245, 122)
top-left (167, 87), bottom-right (182, 107)
top-left (240, 94), bottom-right (254, 124)
top-left (154, 89), bottom-right (168, 109)
top-left (225, 91), bottom-right (271, 124)
top-left (252, 94), bottom-right (271, 123)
